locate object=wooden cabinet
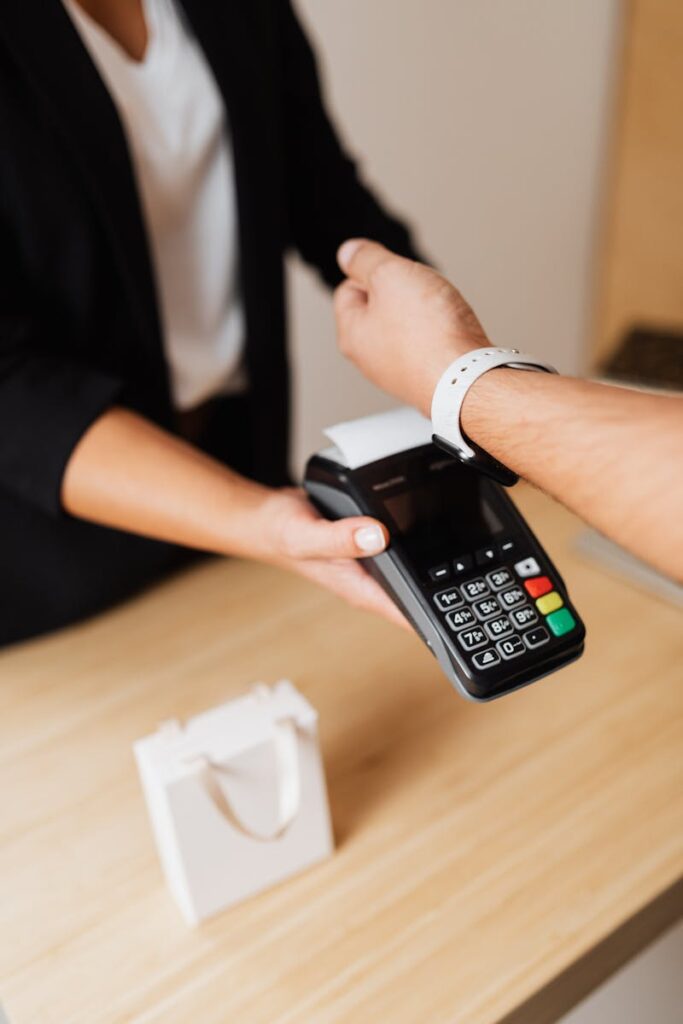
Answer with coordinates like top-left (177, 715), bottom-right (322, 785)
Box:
top-left (592, 0), bottom-right (683, 365)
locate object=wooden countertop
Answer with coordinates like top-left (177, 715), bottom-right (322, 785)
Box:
top-left (1, 486), bottom-right (681, 1024)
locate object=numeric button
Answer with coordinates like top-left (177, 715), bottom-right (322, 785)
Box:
top-left (486, 567), bottom-right (513, 591)
top-left (460, 578), bottom-right (490, 602)
top-left (499, 586), bottom-right (526, 610)
top-left (433, 587), bottom-right (464, 612)
top-left (485, 615), bottom-right (513, 641)
top-left (473, 596), bottom-right (501, 621)
top-left (510, 605), bottom-right (538, 629)
top-left (456, 626), bottom-right (488, 652)
top-left (496, 635), bottom-right (526, 660)
top-left (446, 606), bottom-right (476, 631)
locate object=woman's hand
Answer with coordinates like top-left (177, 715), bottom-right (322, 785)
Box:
top-left (255, 486), bottom-right (409, 630)
top-left (63, 407), bottom-right (408, 629)
top-left (334, 239), bottom-right (491, 416)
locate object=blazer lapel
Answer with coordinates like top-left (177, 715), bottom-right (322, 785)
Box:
top-left (176, 0), bottom-right (270, 243)
top-left (1, 3), bottom-right (164, 367)
top-left (178, 1), bottom-right (286, 389)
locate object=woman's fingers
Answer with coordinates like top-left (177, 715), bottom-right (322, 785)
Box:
top-left (300, 557), bottom-right (411, 631)
top-left (266, 490), bottom-right (408, 630)
top-left (280, 511), bottom-right (389, 561)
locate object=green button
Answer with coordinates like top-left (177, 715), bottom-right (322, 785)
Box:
top-left (546, 607), bottom-right (576, 637)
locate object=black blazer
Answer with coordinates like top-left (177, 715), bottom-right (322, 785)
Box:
top-left (0, 0), bottom-right (417, 645)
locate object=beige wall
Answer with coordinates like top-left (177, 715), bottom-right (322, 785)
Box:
top-left (287, 0), bottom-right (620, 472)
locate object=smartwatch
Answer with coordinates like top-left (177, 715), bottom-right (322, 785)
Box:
top-left (430, 346), bottom-right (557, 485)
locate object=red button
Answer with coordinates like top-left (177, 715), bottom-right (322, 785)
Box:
top-left (524, 576), bottom-right (553, 598)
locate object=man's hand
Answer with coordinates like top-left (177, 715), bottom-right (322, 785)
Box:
top-left (333, 241), bottom-right (683, 580)
top-left (335, 238), bottom-right (490, 416)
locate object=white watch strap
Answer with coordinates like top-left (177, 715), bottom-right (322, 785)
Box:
top-left (430, 347), bottom-right (557, 463)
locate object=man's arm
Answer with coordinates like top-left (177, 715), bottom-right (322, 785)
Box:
top-left (333, 239), bottom-right (683, 581)
top-left (461, 370), bottom-right (683, 580)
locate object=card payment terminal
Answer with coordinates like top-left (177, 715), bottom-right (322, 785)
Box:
top-left (304, 409), bottom-right (585, 702)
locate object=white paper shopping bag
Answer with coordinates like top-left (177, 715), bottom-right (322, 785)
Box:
top-left (134, 680), bottom-right (334, 925)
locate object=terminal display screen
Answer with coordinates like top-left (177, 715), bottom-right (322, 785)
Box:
top-left (380, 461), bottom-right (504, 568)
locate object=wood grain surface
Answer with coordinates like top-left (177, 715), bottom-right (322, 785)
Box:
top-left (1, 487), bottom-right (681, 1024)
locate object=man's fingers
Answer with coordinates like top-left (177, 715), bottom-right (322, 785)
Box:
top-left (281, 514), bottom-right (389, 561)
top-left (333, 279), bottom-right (367, 319)
top-left (333, 280), bottom-right (366, 356)
top-left (337, 238), bottom-right (396, 288)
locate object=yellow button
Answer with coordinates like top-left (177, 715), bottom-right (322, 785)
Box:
top-left (536, 591), bottom-right (563, 615)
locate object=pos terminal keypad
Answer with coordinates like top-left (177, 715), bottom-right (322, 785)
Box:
top-left (433, 551), bottom-right (578, 674)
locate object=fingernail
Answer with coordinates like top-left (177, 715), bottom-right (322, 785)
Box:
top-left (354, 525), bottom-right (385, 553)
top-left (338, 238), bottom-right (363, 270)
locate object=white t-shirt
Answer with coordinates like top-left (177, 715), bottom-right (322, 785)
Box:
top-left (64, 0), bottom-right (246, 410)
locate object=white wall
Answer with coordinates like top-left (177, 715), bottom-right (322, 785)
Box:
top-left (287, 0), bottom-right (620, 472)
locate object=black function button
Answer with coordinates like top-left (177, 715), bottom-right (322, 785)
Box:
top-left (498, 586), bottom-right (526, 610)
top-left (471, 648), bottom-right (501, 671)
top-left (475, 545), bottom-right (498, 567)
top-left (499, 538), bottom-right (516, 558)
top-left (433, 587), bottom-right (464, 612)
top-left (452, 554), bottom-right (474, 575)
top-left (486, 567), bottom-right (513, 591)
top-left (460, 578), bottom-right (490, 602)
top-left (473, 596), bottom-right (501, 621)
top-left (456, 626), bottom-right (488, 652)
top-left (523, 626), bottom-right (550, 649)
top-left (496, 635), bottom-right (526, 660)
top-left (428, 563), bottom-right (451, 584)
top-left (446, 606), bottom-right (476, 631)
top-left (510, 605), bottom-right (539, 629)
top-left (485, 615), bottom-right (514, 641)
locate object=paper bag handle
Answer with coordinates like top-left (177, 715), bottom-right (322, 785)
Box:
top-left (190, 717), bottom-right (300, 842)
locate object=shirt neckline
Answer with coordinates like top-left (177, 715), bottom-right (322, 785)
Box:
top-left (64, 0), bottom-right (164, 73)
